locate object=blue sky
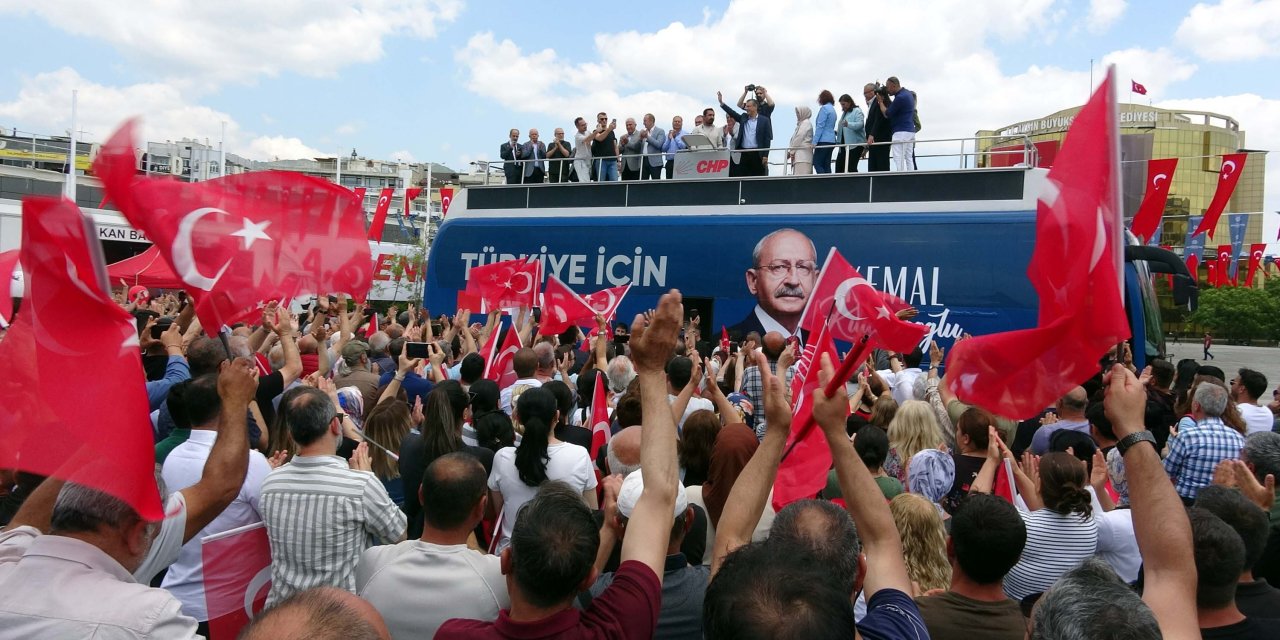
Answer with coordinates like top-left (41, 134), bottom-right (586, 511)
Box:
top-left (1, 0), bottom-right (1277, 237)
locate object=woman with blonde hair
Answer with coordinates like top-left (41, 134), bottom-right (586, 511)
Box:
top-left (890, 493), bottom-right (952, 596)
top-left (360, 398), bottom-right (413, 507)
top-left (884, 399), bottom-right (946, 483)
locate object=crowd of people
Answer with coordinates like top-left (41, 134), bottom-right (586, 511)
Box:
top-left (497, 79), bottom-right (922, 184)
top-left (2, 283), bottom-right (1280, 639)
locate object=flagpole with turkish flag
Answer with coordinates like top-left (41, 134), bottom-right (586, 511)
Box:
top-left (439, 187), bottom-right (454, 218)
top-left (367, 188), bottom-right (395, 241)
top-left (945, 68), bottom-right (1129, 420)
top-left (538, 276), bottom-right (597, 336)
top-left (201, 521), bottom-right (273, 640)
top-left (589, 372), bottom-right (612, 461)
top-left (0, 197), bottom-right (162, 520)
top-left (773, 320), bottom-right (845, 512)
top-left (94, 120), bottom-right (373, 334)
top-left (580, 284), bottom-right (631, 324)
top-left (1192, 153), bottom-right (1248, 239)
top-left (465, 258), bottom-right (540, 310)
top-left (1129, 158), bottom-right (1177, 244)
top-left (1216, 245), bottom-right (1233, 287)
top-left (797, 247), bottom-right (927, 353)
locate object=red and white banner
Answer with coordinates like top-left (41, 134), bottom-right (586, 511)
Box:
top-left (590, 372), bottom-right (611, 461)
top-left (440, 188), bottom-right (454, 217)
top-left (581, 284), bottom-right (631, 323)
top-left (201, 522), bottom-right (272, 640)
top-left (1129, 158), bottom-right (1177, 243)
top-left (1192, 153), bottom-right (1248, 239)
top-left (404, 187), bottom-right (423, 219)
top-left (798, 247), bottom-right (927, 353)
top-left (465, 258), bottom-right (540, 309)
top-left (1245, 243), bottom-right (1266, 287)
top-left (368, 188), bottom-right (395, 241)
top-left (538, 276), bottom-right (597, 336)
top-left (481, 324), bottom-right (522, 389)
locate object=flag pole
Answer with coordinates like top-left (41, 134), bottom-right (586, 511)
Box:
top-left (64, 89), bottom-right (78, 201)
top-left (219, 121), bottom-right (226, 179)
top-left (1107, 65), bottom-right (1125, 306)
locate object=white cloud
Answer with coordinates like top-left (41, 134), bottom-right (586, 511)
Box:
top-left (0, 0), bottom-right (463, 87)
top-left (0, 67), bottom-right (324, 161)
top-left (1085, 0), bottom-right (1127, 32)
top-left (1101, 47), bottom-right (1198, 97)
top-left (389, 149), bottom-right (416, 163)
top-left (335, 122), bottom-right (362, 136)
top-left (1175, 0), bottom-right (1280, 61)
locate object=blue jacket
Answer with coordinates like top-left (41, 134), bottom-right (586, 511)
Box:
top-left (813, 103), bottom-right (837, 144)
top-left (885, 89), bottom-right (916, 134)
top-left (719, 103), bottom-right (773, 152)
top-left (839, 108), bottom-right (866, 145)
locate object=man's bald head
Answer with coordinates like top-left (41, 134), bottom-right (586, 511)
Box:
top-left (297, 335), bottom-right (319, 355)
top-left (762, 332), bottom-right (787, 361)
top-left (1057, 386), bottom-right (1088, 418)
top-left (607, 426), bottom-right (643, 477)
top-left (240, 587), bottom-right (390, 640)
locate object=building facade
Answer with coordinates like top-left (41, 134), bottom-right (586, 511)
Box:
top-left (976, 104), bottom-right (1267, 254)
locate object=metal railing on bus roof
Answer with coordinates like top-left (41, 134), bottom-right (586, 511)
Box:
top-left (467, 134), bottom-right (1040, 185)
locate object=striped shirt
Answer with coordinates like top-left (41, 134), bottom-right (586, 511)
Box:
top-left (1163, 416), bottom-right (1244, 500)
top-left (1003, 509), bottom-right (1098, 601)
top-left (260, 455), bottom-right (407, 606)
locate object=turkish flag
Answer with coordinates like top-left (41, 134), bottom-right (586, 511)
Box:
top-left (456, 290), bottom-right (486, 314)
top-left (1131, 80), bottom-right (1147, 95)
top-left (404, 187), bottom-right (423, 219)
top-left (773, 321), bottom-right (844, 512)
top-left (581, 284), bottom-right (631, 322)
top-left (0, 249), bottom-right (18, 327)
top-left (481, 324), bottom-right (522, 389)
top-left (992, 458), bottom-right (1019, 504)
top-left (465, 258), bottom-right (540, 309)
top-left (538, 276), bottom-right (596, 336)
top-left (1206, 260), bottom-right (1219, 288)
top-left (440, 187), bottom-right (454, 217)
top-left (352, 187), bottom-right (367, 205)
top-left (1245, 243), bottom-right (1266, 287)
top-left (1216, 245), bottom-right (1232, 287)
top-left (720, 326), bottom-right (730, 354)
top-left (589, 372), bottom-right (611, 461)
top-left (1186, 254), bottom-right (1200, 285)
top-left (368, 188), bottom-right (395, 241)
top-left (1192, 153), bottom-right (1248, 239)
top-left (202, 522), bottom-right (272, 640)
top-left (0, 197), bottom-right (162, 520)
top-left (1130, 158), bottom-right (1177, 243)
top-left (94, 121), bottom-right (373, 333)
top-left (798, 247), bottom-right (927, 353)
top-left (945, 71), bottom-right (1129, 420)
top-left (365, 309), bottom-right (379, 338)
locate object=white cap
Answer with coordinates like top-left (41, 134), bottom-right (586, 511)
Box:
top-left (616, 470), bottom-right (689, 520)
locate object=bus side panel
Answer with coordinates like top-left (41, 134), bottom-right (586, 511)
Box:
top-left (425, 212), bottom-right (1039, 347)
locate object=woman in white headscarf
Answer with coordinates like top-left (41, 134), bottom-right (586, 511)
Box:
top-left (788, 106), bottom-right (814, 175)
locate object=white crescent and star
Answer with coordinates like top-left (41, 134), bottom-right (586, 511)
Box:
top-left (508, 271), bottom-right (533, 295)
top-left (589, 290), bottom-right (617, 314)
top-left (1222, 160), bottom-right (1238, 179)
top-left (230, 218), bottom-right (272, 249)
top-left (173, 207), bottom-right (234, 291)
top-left (1152, 173), bottom-right (1168, 188)
top-left (833, 277), bottom-right (875, 321)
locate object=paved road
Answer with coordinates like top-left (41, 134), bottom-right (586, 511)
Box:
top-left (1163, 341), bottom-right (1280, 393)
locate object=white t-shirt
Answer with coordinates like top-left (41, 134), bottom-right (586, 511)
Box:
top-left (161, 430), bottom-right (272, 621)
top-left (500, 378), bottom-right (543, 416)
top-left (488, 443), bottom-right (598, 553)
top-left (1237, 402), bottom-right (1274, 435)
top-left (357, 540), bottom-right (510, 639)
top-left (669, 394), bottom-right (715, 431)
top-left (1089, 487), bottom-right (1140, 583)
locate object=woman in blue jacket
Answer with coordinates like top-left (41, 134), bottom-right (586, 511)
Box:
top-left (812, 90), bottom-right (838, 173)
top-left (836, 93), bottom-right (867, 172)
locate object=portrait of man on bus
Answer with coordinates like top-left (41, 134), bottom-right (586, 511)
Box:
top-left (730, 228), bottom-right (817, 341)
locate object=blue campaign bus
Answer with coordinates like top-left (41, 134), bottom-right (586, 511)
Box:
top-left (423, 167), bottom-right (1193, 369)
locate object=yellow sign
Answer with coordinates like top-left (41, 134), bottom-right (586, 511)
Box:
top-left (0, 148), bottom-right (93, 170)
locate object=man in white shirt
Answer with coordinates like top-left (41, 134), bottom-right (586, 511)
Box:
top-left (572, 116), bottom-right (593, 182)
top-left (877, 347), bottom-right (926, 407)
top-left (500, 348), bottom-right (543, 415)
top-left (161, 373), bottom-right (273, 625)
top-left (358, 452), bottom-right (510, 639)
top-left (666, 355), bottom-right (714, 429)
top-left (1231, 368), bottom-right (1272, 435)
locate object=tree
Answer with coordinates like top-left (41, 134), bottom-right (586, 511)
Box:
top-left (1188, 286), bottom-right (1280, 342)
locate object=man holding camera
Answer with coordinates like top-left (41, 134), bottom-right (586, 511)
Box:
top-left (863, 83), bottom-right (892, 172)
top-left (737, 84), bottom-right (776, 119)
top-left (589, 113), bottom-right (620, 181)
top-left (875, 76), bottom-right (916, 172)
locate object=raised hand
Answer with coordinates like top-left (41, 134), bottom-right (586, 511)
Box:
top-left (630, 290), bottom-right (683, 375)
top-left (267, 450), bottom-right (289, 469)
top-left (1103, 364), bottom-right (1147, 439)
top-left (217, 357), bottom-right (259, 406)
top-left (349, 442), bottom-right (372, 472)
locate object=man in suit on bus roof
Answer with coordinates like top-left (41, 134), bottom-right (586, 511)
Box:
top-left (730, 228), bottom-right (817, 341)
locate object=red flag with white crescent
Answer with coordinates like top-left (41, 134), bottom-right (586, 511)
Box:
top-left (945, 71), bottom-right (1129, 419)
top-left (481, 324), bottom-right (522, 389)
top-left (93, 121), bottom-right (372, 333)
top-left (0, 250), bottom-right (18, 327)
top-left (773, 320), bottom-right (843, 512)
top-left (352, 187), bottom-right (366, 204)
top-left (1130, 158), bottom-right (1177, 243)
top-left (440, 187), bottom-right (454, 217)
top-left (1206, 260), bottom-right (1219, 288)
top-left (465, 258), bottom-right (540, 309)
top-left (1192, 153), bottom-right (1248, 239)
top-left (720, 325), bottom-right (730, 354)
top-left (1216, 245), bottom-right (1232, 287)
top-left (1246, 243), bottom-right (1266, 287)
top-left (581, 284), bottom-right (631, 322)
top-left (365, 309), bottom-right (379, 338)
top-left (798, 247), bottom-right (927, 353)
top-left (0, 197), bottom-right (162, 520)
top-left (201, 522), bottom-right (272, 640)
top-left (367, 188), bottom-right (394, 241)
top-left (589, 372), bottom-right (612, 461)
top-left (538, 276), bottom-right (596, 336)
